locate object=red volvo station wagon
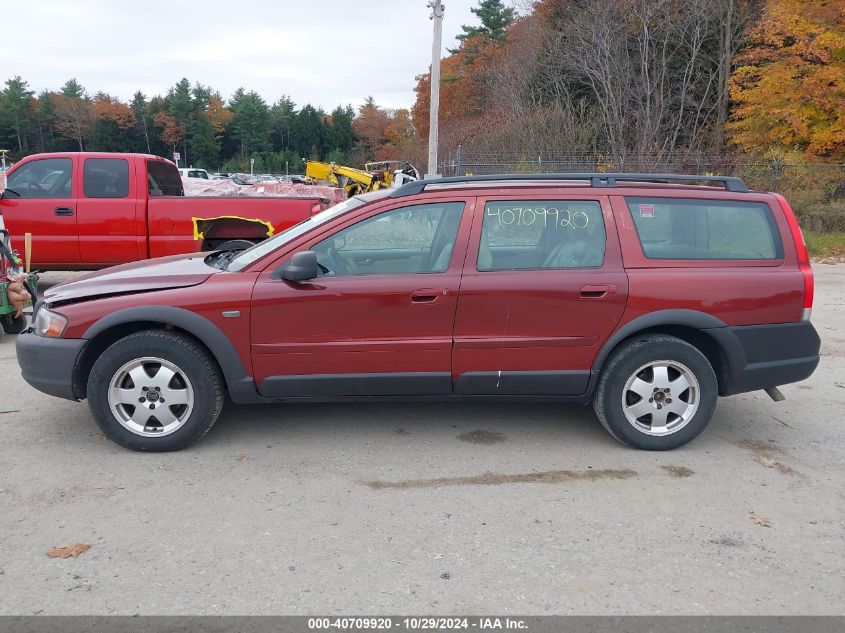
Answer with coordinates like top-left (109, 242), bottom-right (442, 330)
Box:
top-left (16, 173), bottom-right (820, 451)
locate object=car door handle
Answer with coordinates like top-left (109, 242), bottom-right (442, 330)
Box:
top-left (54, 207), bottom-right (74, 216)
top-left (579, 284), bottom-right (616, 299)
top-left (410, 288), bottom-right (447, 304)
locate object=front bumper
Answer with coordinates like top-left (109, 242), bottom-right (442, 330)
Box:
top-left (15, 331), bottom-right (86, 401)
top-left (714, 321), bottom-right (821, 396)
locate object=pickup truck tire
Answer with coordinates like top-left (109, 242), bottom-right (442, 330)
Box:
top-left (202, 239), bottom-right (256, 252)
top-left (1, 314), bottom-right (27, 335)
top-left (593, 334), bottom-right (717, 450)
top-left (87, 330), bottom-right (224, 451)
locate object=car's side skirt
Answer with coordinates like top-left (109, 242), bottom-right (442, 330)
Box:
top-left (259, 370), bottom-right (591, 399)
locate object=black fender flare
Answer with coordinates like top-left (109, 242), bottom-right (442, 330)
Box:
top-left (82, 306), bottom-right (264, 404)
top-left (590, 309), bottom-right (747, 387)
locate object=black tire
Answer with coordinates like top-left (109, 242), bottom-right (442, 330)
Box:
top-left (87, 330), bottom-right (224, 451)
top-left (593, 334), bottom-right (718, 450)
top-left (1, 314), bottom-right (27, 335)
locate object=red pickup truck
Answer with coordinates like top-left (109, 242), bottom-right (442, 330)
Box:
top-left (0, 152), bottom-right (329, 270)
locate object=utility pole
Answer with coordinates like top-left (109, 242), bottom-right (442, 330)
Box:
top-left (426, 0), bottom-right (445, 179)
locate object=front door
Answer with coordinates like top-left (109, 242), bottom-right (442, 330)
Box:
top-left (0, 156), bottom-right (80, 266)
top-left (452, 195), bottom-right (628, 395)
top-left (250, 197), bottom-right (473, 397)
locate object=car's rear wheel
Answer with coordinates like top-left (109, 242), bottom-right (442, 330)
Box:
top-left (593, 334), bottom-right (717, 450)
top-left (87, 330), bottom-right (224, 451)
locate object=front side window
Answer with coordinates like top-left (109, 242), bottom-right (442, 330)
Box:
top-left (147, 160), bottom-right (184, 196)
top-left (84, 158), bottom-right (129, 198)
top-left (312, 202), bottom-right (465, 276)
top-left (626, 197), bottom-right (782, 260)
top-left (5, 158), bottom-right (72, 199)
top-left (478, 200), bottom-right (606, 270)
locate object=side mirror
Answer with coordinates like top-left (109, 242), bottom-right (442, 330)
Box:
top-left (275, 250), bottom-right (319, 282)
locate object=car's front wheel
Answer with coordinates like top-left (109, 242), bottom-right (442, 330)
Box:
top-left (87, 330), bottom-right (224, 451)
top-left (593, 334), bottom-right (718, 450)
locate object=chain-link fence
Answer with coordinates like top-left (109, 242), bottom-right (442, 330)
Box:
top-left (435, 149), bottom-right (845, 232)
top-left (437, 149), bottom-right (845, 194)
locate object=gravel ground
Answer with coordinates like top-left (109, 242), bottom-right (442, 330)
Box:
top-left (0, 266), bottom-right (842, 615)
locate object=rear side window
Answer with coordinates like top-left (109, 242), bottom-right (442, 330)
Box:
top-left (147, 160), bottom-right (184, 196)
top-left (626, 197), bottom-right (783, 260)
top-left (479, 200), bottom-right (606, 270)
top-left (83, 158), bottom-right (129, 198)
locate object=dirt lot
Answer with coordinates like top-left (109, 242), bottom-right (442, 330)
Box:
top-left (0, 267), bottom-right (842, 615)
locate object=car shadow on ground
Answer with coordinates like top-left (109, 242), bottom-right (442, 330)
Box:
top-left (203, 399), bottom-right (613, 449)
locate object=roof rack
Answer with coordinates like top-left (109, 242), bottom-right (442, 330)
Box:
top-left (389, 172), bottom-right (749, 197)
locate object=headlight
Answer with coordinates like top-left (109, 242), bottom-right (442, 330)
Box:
top-left (33, 308), bottom-right (67, 338)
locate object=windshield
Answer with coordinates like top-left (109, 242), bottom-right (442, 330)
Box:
top-left (226, 190), bottom-right (390, 271)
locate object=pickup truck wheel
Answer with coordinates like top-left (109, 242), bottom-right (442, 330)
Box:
top-left (593, 334), bottom-right (717, 450)
top-left (1, 314), bottom-right (27, 335)
top-left (87, 330), bottom-right (224, 451)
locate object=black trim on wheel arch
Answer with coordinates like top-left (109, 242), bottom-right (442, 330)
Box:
top-left (454, 370), bottom-right (590, 396)
top-left (592, 310), bottom-right (731, 372)
top-left (260, 372), bottom-right (452, 398)
top-left (83, 306), bottom-right (264, 404)
top-left (590, 310), bottom-right (820, 398)
top-left (588, 310), bottom-right (738, 397)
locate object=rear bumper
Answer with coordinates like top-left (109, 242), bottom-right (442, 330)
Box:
top-left (15, 331), bottom-right (86, 401)
top-left (714, 321), bottom-right (820, 396)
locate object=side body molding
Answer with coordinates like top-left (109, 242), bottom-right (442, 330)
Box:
top-left (83, 306), bottom-right (264, 404)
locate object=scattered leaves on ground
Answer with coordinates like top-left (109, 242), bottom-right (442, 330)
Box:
top-left (755, 455), bottom-right (778, 468)
top-left (750, 511), bottom-right (771, 528)
top-left (236, 454), bottom-right (249, 461)
top-left (47, 544), bottom-right (91, 558)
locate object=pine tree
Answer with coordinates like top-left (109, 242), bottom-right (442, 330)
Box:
top-left (1, 77), bottom-right (35, 152)
top-left (456, 0), bottom-right (515, 43)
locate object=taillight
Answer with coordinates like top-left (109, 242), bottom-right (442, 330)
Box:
top-left (774, 193), bottom-right (813, 320)
top-left (310, 202), bottom-right (323, 216)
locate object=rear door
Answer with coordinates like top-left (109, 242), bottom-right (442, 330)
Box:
top-left (452, 194), bottom-right (628, 395)
top-left (77, 156), bottom-right (140, 265)
top-left (0, 156), bottom-right (80, 266)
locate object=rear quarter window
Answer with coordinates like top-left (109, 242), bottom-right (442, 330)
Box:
top-left (625, 197), bottom-right (783, 260)
top-left (147, 160), bottom-right (184, 196)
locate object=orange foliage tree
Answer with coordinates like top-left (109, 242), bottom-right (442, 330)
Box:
top-left (92, 94), bottom-right (136, 129)
top-left (729, 0), bottom-right (845, 160)
top-left (206, 96), bottom-right (233, 136)
top-left (154, 111), bottom-right (186, 153)
top-left (53, 93), bottom-right (93, 151)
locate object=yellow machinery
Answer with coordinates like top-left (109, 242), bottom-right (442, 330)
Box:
top-left (305, 160), bottom-right (420, 197)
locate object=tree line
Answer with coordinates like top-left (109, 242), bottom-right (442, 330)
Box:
top-left (0, 79), bottom-right (414, 174)
top-left (412, 0), bottom-right (845, 166)
top-left (2, 0), bottom-right (843, 174)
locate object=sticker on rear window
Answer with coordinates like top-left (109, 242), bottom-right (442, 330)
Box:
top-left (639, 204), bottom-right (655, 217)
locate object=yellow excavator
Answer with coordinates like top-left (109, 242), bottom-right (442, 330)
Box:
top-left (305, 160), bottom-right (419, 197)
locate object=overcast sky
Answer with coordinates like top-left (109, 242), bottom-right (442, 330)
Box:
top-left (2, 0), bottom-right (489, 111)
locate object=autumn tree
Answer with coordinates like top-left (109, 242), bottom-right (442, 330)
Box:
top-left (729, 0), bottom-right (845, 160)
top-left (154, 111), bottom-right (186, 156)
top-left (53, 79), bottom-right (92, 151)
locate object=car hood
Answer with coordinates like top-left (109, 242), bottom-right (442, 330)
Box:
top-left (45, 253), bottom-right (219, 304)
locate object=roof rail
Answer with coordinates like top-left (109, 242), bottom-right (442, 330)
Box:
top-left (389, 172), bottom-right (749, 197)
